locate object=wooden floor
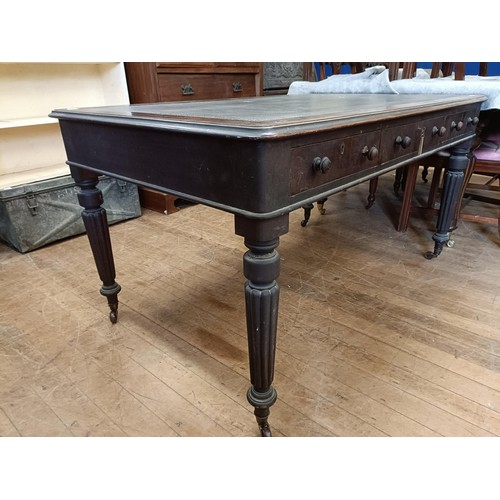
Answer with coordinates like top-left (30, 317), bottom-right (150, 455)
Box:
top-left (1, 172), bottom-right (500, 437)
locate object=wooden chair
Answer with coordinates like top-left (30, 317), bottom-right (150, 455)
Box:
top-left (458, 110), bottom-right (500, 234)
top-left (316, 62), bottom-right (366, 79)
top-left (394, 63), bottom-right (491, 232)
top-left (431, 62), bottom-right (466, 80)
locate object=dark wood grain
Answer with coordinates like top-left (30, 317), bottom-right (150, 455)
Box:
top-left (49, 93), bottom-right (487, 436)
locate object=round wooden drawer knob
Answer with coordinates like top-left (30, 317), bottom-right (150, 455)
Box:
top-left (312, 156), bottom-right (332, 173)
top-left (395, 135), bottom-right (412, 148)
top-left (361, 146), bottom-right (379, 161)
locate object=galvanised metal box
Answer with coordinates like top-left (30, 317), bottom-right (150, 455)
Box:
top-left (0, 175), bottom-right (141, 253)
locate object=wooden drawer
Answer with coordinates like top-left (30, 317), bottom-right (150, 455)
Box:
top-left (290, 130), bottom-right (381, 196)
top-left (288, 104), bottom-right (481, 199)
top-left (380, 122), bottom-right (423, 163)
top-left (156, 62), bottom-right (261, 74)
top-left (422, 107), bottom-right (479, 150)
top-left (158, 73), bottom-right (259, 101)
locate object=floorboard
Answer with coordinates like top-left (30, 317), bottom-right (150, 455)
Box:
top-left (1, 171), bottom-right (499, 436)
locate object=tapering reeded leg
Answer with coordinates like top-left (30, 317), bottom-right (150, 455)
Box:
top-left (425, 139), bottom-right (473, 260)
top-left (244, 245), bottom-right (280, 437)
top-left (71, 167), bottom-right (121, 322)
top-left (235, 214), bottom-right (289, 437)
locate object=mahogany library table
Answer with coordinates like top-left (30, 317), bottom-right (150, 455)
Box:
top-left (50, 93), bottom-right (486, 436)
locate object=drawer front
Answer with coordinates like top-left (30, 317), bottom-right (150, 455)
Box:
top-left (290, 130), bottom-right (381, 196)
top-left (422, 107), bottom-right (480, 151)
top-left (158, 73), bottom-right (258, 101)
top-left (289, 104), bottom-right (482, 200)
top-left (380, 122), bottom-right (424, 163)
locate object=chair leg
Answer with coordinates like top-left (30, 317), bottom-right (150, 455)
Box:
top-left (367, 168), bottom-right (403, 211)
top-left (317, 198), bottom-right (328, 215)
top-left (301, 198), bottom-right (328, 227)
top-left (301, 203), bottom-right (314, 227)
top-left (366, 177), bottom-right (378, 209)
top-left (394, 168), bottom-right (404, 195)
top-left (427, 166), bottom-right (444, 209)
top-left (422, 166), bottom-right (429, 183)
top-left (397, 163), bottom-right (419, 231)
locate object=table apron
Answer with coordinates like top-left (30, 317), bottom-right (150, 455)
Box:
top-left (59, 102), bottom-right (481, 219)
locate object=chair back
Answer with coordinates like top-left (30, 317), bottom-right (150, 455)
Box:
top-left (316, 62), bottom-right (368, 80)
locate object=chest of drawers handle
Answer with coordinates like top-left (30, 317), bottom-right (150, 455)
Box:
top-left (232, 82), bottom-right (243, 93)
top-left (181, 84), bottom-right (194, 96)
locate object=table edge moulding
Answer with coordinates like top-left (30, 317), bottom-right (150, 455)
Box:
top-left (50, 93), bottom-right (486, 436)
top-left (124, 62), bottom-right (263, 215)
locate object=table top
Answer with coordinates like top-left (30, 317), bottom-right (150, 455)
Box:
top-left (50, 94), bottom-right (487, 139)
top-left (52, 93), bottom-right (485, 218)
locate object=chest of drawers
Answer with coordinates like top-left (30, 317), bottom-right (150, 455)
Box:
top-left (125, 62), bottom-right (263, 103)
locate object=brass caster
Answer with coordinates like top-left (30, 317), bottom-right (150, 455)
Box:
top-left (259, 423), bottom-right (272, 437)
top-left (109, 304), bottom-right (118, 324)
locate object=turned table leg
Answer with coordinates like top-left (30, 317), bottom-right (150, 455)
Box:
top-left (235, 214), bottom-right (289, 437)
top-left (71, 167), bottom-right (121, 323)
top-left (425, 139), bottom-right (473, 260)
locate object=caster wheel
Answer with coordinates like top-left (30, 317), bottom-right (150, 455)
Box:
top-left (259, 423), bottom-right (272, 437)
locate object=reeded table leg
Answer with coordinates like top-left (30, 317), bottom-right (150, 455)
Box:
top-left (425, 139), bottom-right (473, 260)
top-left (71, 167), bottom-right (121, 323)
top-left (235, 214), bottom-right (289, 437)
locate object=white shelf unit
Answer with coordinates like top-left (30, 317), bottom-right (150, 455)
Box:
top-left (0, 63), bottom-right (130, 190)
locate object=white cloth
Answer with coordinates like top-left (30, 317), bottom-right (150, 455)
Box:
top-left (288, 68), bottom-right (500, 110)
top-left (390, 77), bottom-right (500, 110)
top-left (288, 66), bottom-right (397, 95)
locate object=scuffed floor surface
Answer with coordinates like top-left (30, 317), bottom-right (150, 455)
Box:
top-left (1, 172), bottom-right (500, 437)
